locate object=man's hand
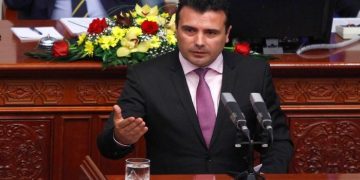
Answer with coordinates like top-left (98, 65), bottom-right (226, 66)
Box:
top-left (113, 105), bottom-right (148, 145)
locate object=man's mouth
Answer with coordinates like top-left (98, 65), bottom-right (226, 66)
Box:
top-left (191, 50), bottom-right (207, 55)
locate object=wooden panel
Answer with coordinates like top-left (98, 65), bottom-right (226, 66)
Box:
top-left (0, 80), bottom-right (64, 105)
top-left (0, 79), bottom-right (124, 106)
top-left (0, 116), bottom-right (51, 179)
top-left (62, 115), bottom-right (93, 179)
top-left (274, 78), bottom-right (360, 104)
top-left (290, 117), bottom-right (360, 173)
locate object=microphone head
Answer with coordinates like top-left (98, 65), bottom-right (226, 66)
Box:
top-left (250, 93), bottom-right (262, 114)
top-left (250, 92), bottom-right (272, 124)
top-left (221, 93), bottom-right (250, 141)
top-left (221, 92), bottom-right (237, 104)
top-left (250, 93), bottom-right (264, 104)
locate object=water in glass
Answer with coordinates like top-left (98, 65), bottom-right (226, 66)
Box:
top-left (125, 159), bottom-right (150, 180)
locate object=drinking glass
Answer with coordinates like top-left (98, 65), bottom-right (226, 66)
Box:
top-left (125, 158), bottom-right (150, 180)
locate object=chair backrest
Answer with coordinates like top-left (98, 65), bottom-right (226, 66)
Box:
top-left (80, 155), bottom-right (107, 180)
top-left (2, 2), bottom-right (18, 20)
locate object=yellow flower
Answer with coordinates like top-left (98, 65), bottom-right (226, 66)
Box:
top-left (121, 38), bottom-right (137, 49)
top-left (84, 41), bottom-right (94, 56)
top-left (136, 41), bottom-right (151, 53)
top-left (161, 12), bottom-right (169, 19)
top-left (98, 35), bottom-right (117, 50)
top-left (135, 17), bottom-right (146, 25)
top-left (149, 36), bottom-right (161, 48)
top-left (130, 10), bottom-right (137, 18)
top-left (145, 15), bottom-right (165, 26)
top-left (117, 47), bottom-right (131, 57)
top-left (146, 15), bottom-right (159, 22)
top-left (126, 27), bottom-right (142, 40)
top-left (77, 33), bottom-right (87, 45)
top-left (157, 16), bottom-right (167, 26)
top-left (111, 26), bottom-right (126, 40)
top-left (166, 14), bottom-right (176, 32)
top-left (166, 29), bottom-right (177, 45)
top-left (135, 4), bottom-right (158, 17)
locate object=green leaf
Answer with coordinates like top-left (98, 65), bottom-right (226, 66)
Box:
top-left (24, 52), bottom-right (53, 60)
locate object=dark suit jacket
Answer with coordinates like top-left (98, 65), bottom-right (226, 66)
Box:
top-left (97, 50), bottom-right (293, 174)
top-left (4, 0), bottom-right (139, 19)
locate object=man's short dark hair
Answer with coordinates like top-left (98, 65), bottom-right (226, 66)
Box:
top-left (175, 0), bottom-right (231, 31)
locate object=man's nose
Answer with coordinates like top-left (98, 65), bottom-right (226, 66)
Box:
top-left (195, 33), bottom-right (205, 47)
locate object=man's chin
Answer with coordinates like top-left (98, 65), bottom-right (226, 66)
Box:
top-left (188, 57), bottom-right (212, 67)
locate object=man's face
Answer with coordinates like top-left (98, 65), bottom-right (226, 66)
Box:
top-left (176, 6), bottom-right (231, 67)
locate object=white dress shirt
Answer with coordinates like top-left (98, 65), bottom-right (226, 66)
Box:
top-left (51, 0), bottom-right (107, 19)
top-left (178, 52), bottom-right (223, 115)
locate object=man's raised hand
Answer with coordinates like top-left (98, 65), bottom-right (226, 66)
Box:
top-left (113, 105), bottom-right (148, 145)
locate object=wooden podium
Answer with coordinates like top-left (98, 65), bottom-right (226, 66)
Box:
top-left (1, 20), bottom-right (360, 179)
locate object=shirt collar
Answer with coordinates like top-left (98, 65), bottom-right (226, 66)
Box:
top-left (179, 52), bottom-right (224, 75)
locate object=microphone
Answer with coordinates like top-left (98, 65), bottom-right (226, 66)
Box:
top-left (220, 92), bottom-right (250, 141)
top-left (250, 93), bottom-right (273, 143)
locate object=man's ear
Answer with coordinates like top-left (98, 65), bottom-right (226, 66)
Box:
top-left (226, 25), bottom-right (232, 43)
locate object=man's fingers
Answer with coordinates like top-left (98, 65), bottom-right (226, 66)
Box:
top-left (126, 119), bottom-right (148, 139)
top-left (137, 123), bottom-right (148, 135)
top-left (113, 105), bottom-right (123, 121)
top-left (115, 117), bottom-right (148, 145)
top-left (113, 106), bottom-right (146, 131)
top-left (118, 117), bottom-right (135, 129)
top-left (122, 118), bottom-right (143, 130)
top-left (113, 105), bottom-right (134, 128)
top-left (112, 106), bottom-right (148, 144)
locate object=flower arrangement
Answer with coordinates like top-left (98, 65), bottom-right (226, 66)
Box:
top-left (26, 4), bottom-right (177, 68)
top-left (26, 4), bottom-right (274, 68)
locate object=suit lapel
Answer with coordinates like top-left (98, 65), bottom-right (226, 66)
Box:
top-left (168, 51), bottom-right (239, 149)
top-left (169, 54), bottom-right (207, 148)
top-left (209, 52), bottom-right (238, 148)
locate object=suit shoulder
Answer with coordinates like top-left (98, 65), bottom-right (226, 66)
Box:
top-left (128, 50), bottom-right (178, 73)
top-left (223, 51), bottom-right (269, 69)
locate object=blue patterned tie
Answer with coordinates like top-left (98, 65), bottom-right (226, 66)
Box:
top-left (72, 0), bottom-right (88, 17)
top-left (195, 68), bottom-right (216, 147)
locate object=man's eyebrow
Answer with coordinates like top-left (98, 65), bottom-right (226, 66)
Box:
top-left (205, 28), bottom-right (221, 32)
top-left (180, 25), bottom-right (220, 32)
top-left (180, 25), bottom-right (196, 29)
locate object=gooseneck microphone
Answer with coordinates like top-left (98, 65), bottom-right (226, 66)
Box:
top-left (221, 92), bottom-right (250, 141)
top-left (250, 93), bottom-right (273, 142)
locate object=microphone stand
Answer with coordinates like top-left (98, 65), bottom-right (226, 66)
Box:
top-left (229, 130), bottom-right (271, 180)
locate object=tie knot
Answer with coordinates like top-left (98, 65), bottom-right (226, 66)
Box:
top-left (194, 68), bottom-right (209, 79)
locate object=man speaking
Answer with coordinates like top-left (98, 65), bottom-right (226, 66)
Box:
top-left (97, 0), bottom-right (293, 174)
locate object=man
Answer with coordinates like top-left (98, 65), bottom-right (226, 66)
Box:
top-left (4, 0), bottom-right (164, 19)
top-left (97, 0), bottom-right (293, 174)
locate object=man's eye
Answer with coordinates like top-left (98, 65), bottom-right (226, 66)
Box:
top-left (205, 31), bottom-right (218, 37)
top-left (185, 28), bottom-right (195, 33)
top-left (207, 31), bottom-right (218, 35)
